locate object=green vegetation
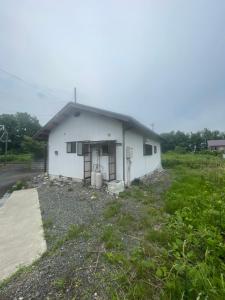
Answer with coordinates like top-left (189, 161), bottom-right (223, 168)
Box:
top-left (162, 152), bottom-right (223, 169)
top-left (160, 128), bottom-right (225, 153)
top-left (0, 153), bottom-right (32, 163)
top-left (66, 224), bottom-right (85, 240)
top-left (47, 224), bottom-right (85, 255)
top-left (101, 225), bottom-right (124, 250)
top-left (2, 152), bottom-right (225, 299)
top-left (42, 219), bottom-right (53, 230)
top-left (102, 153), bottom-right (225, 299)
top-left (0, 112), bottom-right (45, 159)
top-left (103, 201), bottom-right (122, 218)
top-left (9, 180), bottom-right (28, 192)
top-left (53, 277), bottom-right (67, 291)
top-left (0, 265), bottom-right (33, 290)
top-left (160, 154), bottom-right (225, 299)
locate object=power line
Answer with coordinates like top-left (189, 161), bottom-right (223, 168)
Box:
top-left (0, 89), bottom-right (67, 105)
top-left (0, 67), bottom-right (72, 103)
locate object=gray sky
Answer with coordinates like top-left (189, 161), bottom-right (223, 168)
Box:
top-left (0, 0), bottom-right (225, 133)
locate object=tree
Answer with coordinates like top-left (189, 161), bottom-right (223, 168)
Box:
top-left (21, 136), bottom-right (45, 158)
top-left (160, 129), bottom-right (225, 153)
top-left (0, 113), bottom-right (41, 154)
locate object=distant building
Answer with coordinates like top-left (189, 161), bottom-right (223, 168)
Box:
top-left (208, 140), bottom-right (225, 152)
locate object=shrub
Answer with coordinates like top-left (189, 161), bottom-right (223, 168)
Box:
top-left (174, 146), bottom-right (187, 154)
top-left (131, 178), bottom-right (141, 186)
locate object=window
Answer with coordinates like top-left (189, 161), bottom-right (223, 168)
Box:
top-left (77, 142), bottom-right (83, 156)
top-left (143, 143), bottom-right (152, 156)
top-left (102, 144), bottom-right (109, 155)
top-left (76, 143), bottom-right (91, 156)
top-left (154, 145), bottom-right (157, 154)
top-left (67, 142), bottom-right (76, 153)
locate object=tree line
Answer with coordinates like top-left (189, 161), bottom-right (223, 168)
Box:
top-left (0, 112), bottom-right (45, 158)
top-left (1, 112), bottom-right (224, 156)
top-left (160, 129), bottom-right (225, 153)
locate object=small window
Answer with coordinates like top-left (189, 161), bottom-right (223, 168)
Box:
top-left (143, 143), bottom-right (152, 156)
top-left (154, 145), bottom-right (157, 154)
top-left (102, 144), bottom-right (109, 156)
top-left (67, 142), bottom-right (76, 153)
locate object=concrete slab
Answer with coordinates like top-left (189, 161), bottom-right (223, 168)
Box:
top-left (0, 188), bottom-right (47, 282)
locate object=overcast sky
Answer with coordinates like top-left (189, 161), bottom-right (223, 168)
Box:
top-left (0, 0), bottom-right (225, 133)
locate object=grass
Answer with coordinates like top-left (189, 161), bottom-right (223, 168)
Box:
top-left (101, 225), bottom-right (124, 250)
top-left (45, 224), bottom-right (86, 256)
top-left (117, 212), bottom-right (135, 231)
top-left (0, 153), bottom-right (32, 163)
top-left (158, 157), bottom-right (225, 299)
top-left (42, 218), bottom-right (53, 230)
top-left (103, 201), bottom-right (122, 218)
top-left (101, 153), bottom-right (225, 299)
top-left (9, 180), bottom-right (28, 192)
top-left (53, 277), bottom-right (67, 290)
top-left (162, 151), bottom-right (224, 169)
top-left (0, 265), bottom-right (34, 290)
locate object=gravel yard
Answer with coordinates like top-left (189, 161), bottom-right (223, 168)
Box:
top-left (38, 181), bottom-right (114, 244)
top-left (0, 177), bottom-right (118, 299)
top-left (0, 171), bottom-right (170, 300)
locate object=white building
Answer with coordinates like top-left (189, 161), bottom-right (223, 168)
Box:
top-left (36, 102), bottom-right (162, 186)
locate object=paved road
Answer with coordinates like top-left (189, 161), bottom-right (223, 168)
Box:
top-left (0, 164), bottom-right (40, 198)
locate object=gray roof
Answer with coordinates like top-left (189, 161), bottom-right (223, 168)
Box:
top-left (208, 140), bottom-right (225, 147)
top-left (34, 102), bottom-right (161, 142)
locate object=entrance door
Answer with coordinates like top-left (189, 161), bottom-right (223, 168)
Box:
top-left (83, 144), bottom-right (92, 183)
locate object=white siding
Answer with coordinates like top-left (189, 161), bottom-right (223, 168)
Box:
top-left (124, 129), bottom-right (161, 184)
top-left (48, 110), bottom-right (161, 183)
top-left (48, 111), bottom-right (123, 180)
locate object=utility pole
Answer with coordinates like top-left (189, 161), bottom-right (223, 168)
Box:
top-left (0, 125), bottom-right (8, 165)
top-left (5, 130), bottom-right (8, 165)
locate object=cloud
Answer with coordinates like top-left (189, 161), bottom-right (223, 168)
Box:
top-left (0, 0), bottom-right (225, 133)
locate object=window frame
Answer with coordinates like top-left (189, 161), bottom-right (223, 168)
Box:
top-left (143, 143), bottom-right (153, 156)
top-left (154, 145), bottom-right (157, 154)
top-left (66, 141), bottom-right (76, 153)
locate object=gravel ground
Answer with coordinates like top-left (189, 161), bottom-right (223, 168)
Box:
top-left (38, 180), bottom-right (114, 243)
top-left (0, 177), bottom-right (116, 300)
top-left (0, 171), bottom-right (170, 300)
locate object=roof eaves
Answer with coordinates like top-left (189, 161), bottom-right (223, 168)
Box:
top-left (34, 102), bottom-right (161, 142)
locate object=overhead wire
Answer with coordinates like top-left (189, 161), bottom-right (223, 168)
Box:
top-left (0, 67), bottom-right (73, 103)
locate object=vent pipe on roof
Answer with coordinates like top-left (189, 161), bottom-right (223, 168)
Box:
top-left (74, 87), bottom-right (77, 103)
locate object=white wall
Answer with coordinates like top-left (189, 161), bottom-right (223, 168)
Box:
top-left (48, 110), bottom-right (161, 183)
top-left (124, 129), bottom-right (161, 184)
top-left (48, 111), bottom-right (123, 180)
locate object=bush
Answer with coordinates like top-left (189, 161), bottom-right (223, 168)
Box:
top-left (21, 136), bottom-right (45, 159)
top-left (131, 178), bottom-right (141, 186)
top-left (174, 146), bottom-right (187, 154)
